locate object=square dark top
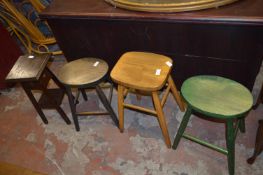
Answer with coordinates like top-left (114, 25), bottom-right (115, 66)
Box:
top-left (40, 0), bottom-right (263, 25)
top-left (5, 54), bottom-right (51, 82)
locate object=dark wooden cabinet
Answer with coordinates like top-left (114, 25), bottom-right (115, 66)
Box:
top-left (0, 23), bottom-right (21, 89)
top-left (40, 0), bottom-right (263, 90)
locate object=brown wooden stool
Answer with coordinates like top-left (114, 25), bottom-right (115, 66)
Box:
top-left (5, 54), bottom-right (71, 125)
top-left (110, 51), bottom-right (185, 148)
top-left (57, 58), bottom-right (119, 131)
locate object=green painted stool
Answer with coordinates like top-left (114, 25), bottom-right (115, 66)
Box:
top-left (172, 75), bottom-right (253, 175)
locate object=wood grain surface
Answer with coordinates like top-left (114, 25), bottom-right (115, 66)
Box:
top-left (40, 0), bottom-right (263, 25)
top-left (111, 51), bottom-right (173, 91)
top-left (57, 58), bottom-right (108, 87)
top-left (181, 75), bottom-right (253, 118)
top-left (5, 54), bottom-right (50, 82)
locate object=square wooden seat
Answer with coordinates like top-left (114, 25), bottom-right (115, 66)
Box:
top-left (5, 54), bottom-right (71, 125)
top-left (111, 51), bottom-right (185, 148)
top-left (111, 52), bottom-right (173, 91)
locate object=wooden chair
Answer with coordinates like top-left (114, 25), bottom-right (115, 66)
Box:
top-left (172, 75), bottom-right (253, 175)
top-left (110, 51), bottom-right (185, 148)
top-left (57, 58), bottom-right (119, 131)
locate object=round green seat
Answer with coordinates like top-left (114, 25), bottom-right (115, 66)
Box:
top-left (173, 75), bottom-right (253, 175)
top-left (181, 75), bottom-right (253, 119)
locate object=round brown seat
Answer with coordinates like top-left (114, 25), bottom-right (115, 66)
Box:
top-left (58, 57), bottom-right (119, 131)
top-left (58, 58), bottom-right (108, 87)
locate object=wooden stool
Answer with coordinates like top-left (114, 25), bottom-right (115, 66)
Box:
top-left (5, 54), bottom-right (71, 125)
top-left (110, 51), bottom-right (185, 148)
top-left (172, 75), bottom-right (253, 175)
top-left (57, 58), bottom-right (119, 131)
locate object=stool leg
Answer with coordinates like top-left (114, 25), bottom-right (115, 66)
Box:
top-left (226, 119), bottom-right (235, 175)
top-left (168, 76), bottom-right (185, 112)
top-left (80, 88), bottom-right (88, 101)
top-left (118, 85), bottom-right (125, 132)
top-left (95, 85), bottom-right (119, 127)
top-left (172, 107), bottom-right (192, 150)
top-left (56, 107), bottom-right (71, 125)
top-left (65, 86), bottom-right (80, 131)
top-left (239, 118), bottom-right (246, 133)
top-left (21, 83), bottom-right (48, 124)
top-left (108, 82), bottom-right (113, 103)
top-left (152, 91), bottom-right (171, 148)
top-left (74, 89), bottom-right (80, 104)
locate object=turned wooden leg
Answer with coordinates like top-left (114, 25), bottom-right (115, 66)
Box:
top-left (168, 75), bottom-right (185, 112)
top-left (152, 91), bottom-right (171, 148)
top-left (118, 85), bottom-right (125, 132)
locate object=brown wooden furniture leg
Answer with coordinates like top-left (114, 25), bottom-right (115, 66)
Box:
top-left (21, 82), bottom-right (48, 124)
top-left (118, 85), bottom-right (125, 132)
top-left (56, 107), bottom-right (71, 125)
top-left (65, 86), bottom-right (79, 131)
top-left (80, 89), bottom-right (88, 101)
top-left (95, 85), bottom-right (119, 127)
top-left (152, 91), bottom-right (171, 148)
top-left (168, 75), bottom-right (185, 111)
top-left (247, 120), bottom-right (263, 164)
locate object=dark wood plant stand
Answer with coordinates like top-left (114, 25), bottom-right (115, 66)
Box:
top-left (5, 53), bottom-right (71, 125)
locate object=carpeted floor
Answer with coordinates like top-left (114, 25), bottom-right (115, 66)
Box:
top-left (0, 56), bottom-right (263, 175)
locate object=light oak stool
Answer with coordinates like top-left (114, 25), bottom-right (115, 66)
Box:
top-left (57, 58), bottom-right (119, 131)
top-left (110, 51), bottom-right (185, 148)
top-left (172, 75), bottom-right (253, 175)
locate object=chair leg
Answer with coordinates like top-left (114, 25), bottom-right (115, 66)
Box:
top-left (172, 107), bottom-right (192, 149)
top-left (226, 119), bottom-right (235, 175)
top-left (152, 91), bottom-right (171, 148)
top-left (95, 85), bottom-right (119, 127)
top-left (65, 86), bottom-right (80, 131)
top-left (56, 106), bottom-right (71, 125)
top-left (168, 75), bottom-right (185, 112)
top-left (118, 85), bottom-right (125, 132)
